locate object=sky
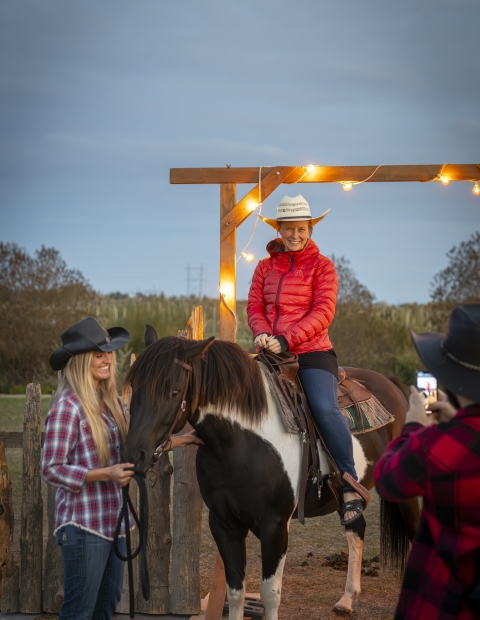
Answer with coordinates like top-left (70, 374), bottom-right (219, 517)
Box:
top-left (1, 0), bottom-right (479, 303)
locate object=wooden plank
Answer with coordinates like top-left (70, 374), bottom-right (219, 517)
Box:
top-left (20, 383), bottom-right (43, 613)
top-left (220, 166), bottom-right (297, 241)
top-left (0, 431), bottom-right (45, 449)
top-left (0, 441), bottom-right (19, 613)
top-left (171, 307), bottom-right (204, 615)
top-left (219, 184), bottom-right (237, 343)
top-left (136, 454), bottom-right (171, 614)
top-left (43, 482), bottom-right (64, 613)
top-left (170, 424), bottom-right (203, 615)
top-left (171, 164), bottom-right (480, 185)
top-left (204, 553), bottom-right (226, 620)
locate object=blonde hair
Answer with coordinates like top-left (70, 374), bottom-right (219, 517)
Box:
top-left (55, 351), bottom-right (127, 466)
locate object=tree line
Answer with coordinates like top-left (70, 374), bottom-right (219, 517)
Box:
top-left (0, 232), bottom-right (478, 392)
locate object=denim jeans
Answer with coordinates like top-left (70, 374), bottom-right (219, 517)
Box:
top-left (56, 524), bottom-right (126, 620)
top-left (298, 368), bottom-right (357, 484)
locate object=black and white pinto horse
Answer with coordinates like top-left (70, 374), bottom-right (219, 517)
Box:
top-left (122, 330), bottom-right (419, 619)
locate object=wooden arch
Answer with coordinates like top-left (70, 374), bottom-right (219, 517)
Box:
top-left (171, 164), bottom-right (480, 343)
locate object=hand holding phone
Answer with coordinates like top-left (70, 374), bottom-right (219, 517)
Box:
top-left (415, 370), bottom-right (438, 410)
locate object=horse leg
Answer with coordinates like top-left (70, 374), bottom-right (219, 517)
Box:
top-left (209, 511), bottom-right (248, 620)
top-left (259, 518), bottom-right (290, 620)
top-left (333, 515), bottom-right (366, 618)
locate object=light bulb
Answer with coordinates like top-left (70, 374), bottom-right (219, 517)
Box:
top-left (473, 182), bottom-right (480, 196)
top-left (440, 176), bottom-right (450, 185)
top-left (241, 252), bottom-right (254, 262)
top-left (306, 165), bottom-right (315, 174)
top-left (342, 182), bottom-right (353, 192)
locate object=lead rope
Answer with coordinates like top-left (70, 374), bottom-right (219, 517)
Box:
top-left (113, 468), bottom-right (150, 619)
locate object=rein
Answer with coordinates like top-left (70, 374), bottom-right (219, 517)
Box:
top-left (114, 357), bottom-right (193, 618)
top-left (113, 468), bottom-right (149, 619)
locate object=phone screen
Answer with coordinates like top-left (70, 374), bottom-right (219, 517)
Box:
top-left (416, 370), bottom-right (438, 409)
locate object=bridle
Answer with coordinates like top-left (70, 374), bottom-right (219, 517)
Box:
top-left (114, 357), bottom-right (194, 619)
top-left (151, 358), bottom-right (193, 463)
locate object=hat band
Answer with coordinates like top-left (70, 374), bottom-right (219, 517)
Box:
top-left (443, 346), bottom-right (480, 371)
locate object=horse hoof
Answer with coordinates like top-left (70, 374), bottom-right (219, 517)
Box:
top-left (332, 606), bottom-right (352, 618)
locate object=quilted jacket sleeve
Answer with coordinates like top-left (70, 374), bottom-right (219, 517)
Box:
top-left (374, 423), bottom-right (428, 501)
top-left (247, 261), bottom-right (272, 338)
top-left (281, 257), bottom-right (338, 349)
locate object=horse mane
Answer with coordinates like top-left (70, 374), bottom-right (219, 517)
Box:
top-left (124, 336), bottom-right (268, 426)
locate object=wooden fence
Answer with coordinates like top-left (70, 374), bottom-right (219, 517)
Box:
top-left (0, 307), bottom-right (205, 616)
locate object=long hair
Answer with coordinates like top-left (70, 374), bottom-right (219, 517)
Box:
top-left (55, 351), bottom-right (127, 465)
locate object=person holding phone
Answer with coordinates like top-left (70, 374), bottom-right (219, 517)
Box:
top-left (374, 304), bottom-right (480, 620)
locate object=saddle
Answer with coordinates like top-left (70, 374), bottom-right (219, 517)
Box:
top-left (255, 349), bottom-right (371, 525)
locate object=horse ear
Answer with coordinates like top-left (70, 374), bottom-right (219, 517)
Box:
top-left (186, 336), bottom-right (215, 359)
top-left (145, 324), bottom-right (158, 347)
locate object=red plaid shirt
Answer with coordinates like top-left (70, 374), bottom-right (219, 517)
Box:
top-left (374, 405), bottom-right (480, 620)
top-left (42, 389), bottom-right (126, 540)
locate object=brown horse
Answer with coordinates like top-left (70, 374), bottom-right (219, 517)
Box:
top-left (122, 330), bottom-right (419, 619)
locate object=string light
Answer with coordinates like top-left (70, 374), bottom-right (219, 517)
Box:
top-left (306, 164), bottom-right (316, 174)
top-left (240, 251), bottom-right (254, 262)
top-left (440, 175), bottom-right (450, 185)
top-left (473, 181), bottom-right (480, 196)
top-left (342, 182), bottom-right (353, 192)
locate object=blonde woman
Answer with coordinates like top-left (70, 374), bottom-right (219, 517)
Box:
top-left (42, 318), bottom-right (199, 619)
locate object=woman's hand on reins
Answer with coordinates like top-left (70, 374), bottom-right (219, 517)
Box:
top-left (84, 463), bottom-right (135, 487)
top-left (254, 333), bottom-right (270, 348)
top-left (109, 463), bottom-right (135, 486)
top-left (265, 336), bottom-right (283, 354)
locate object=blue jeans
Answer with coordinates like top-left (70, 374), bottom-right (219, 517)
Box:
top-left (56, 525), bottom-right (126, 620)
top-left (298, 368), bottom-right (357, 484)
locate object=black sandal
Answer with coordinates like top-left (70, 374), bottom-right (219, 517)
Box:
top-left (339, 498), bottom-right (366, 526)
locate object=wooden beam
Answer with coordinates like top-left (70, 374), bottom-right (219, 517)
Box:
top-left (0, 432), bottom-right (45, 449)
top-left (171, 164), bottom-right (480, 185)
top-left (220, 166), bottom-right (297, 241)
top-left (219, 184), bottom-right (237, 343)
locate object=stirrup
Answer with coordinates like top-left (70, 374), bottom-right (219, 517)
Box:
top-left (339, 498), bottom-right (365, 526)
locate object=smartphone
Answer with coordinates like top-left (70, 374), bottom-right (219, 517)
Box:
top-left (415, 370), bottom-right (438, 410)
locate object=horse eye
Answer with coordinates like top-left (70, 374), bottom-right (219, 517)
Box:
top-left (172, 389), bottom-right (179, 397)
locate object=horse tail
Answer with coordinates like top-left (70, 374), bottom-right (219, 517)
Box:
top-left (380, 497), bottom-right (410, 575)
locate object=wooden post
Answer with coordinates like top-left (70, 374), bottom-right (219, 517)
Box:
top-left (170, 306), bottom-right (205, 615)
top-left (170, 424), bottom-right (203, 615)
top-left (219, 183), bottom-right (237, 343)
top-left (20, 383), bottom-right (43, 613)
top-left (43, 483), bottom-right (64, 612)
top-left (43, 389), bottom-right (63, 613)
top-left (136, 452), bottom-right (172, 614)
top-left (117, 353), bottom-right (140, 614)
top-left (0, 441), bottom-right (19, 613)
top-left (205, 554), bottom-right (227, 620)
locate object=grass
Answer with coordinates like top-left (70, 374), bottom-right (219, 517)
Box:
top-left (0, 394), bottom-right (52, 431)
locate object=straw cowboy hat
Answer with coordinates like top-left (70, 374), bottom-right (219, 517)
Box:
top-left (410, 304), bottom-right (480, 403)
top-left (50, 317), bottom-right (131, 371)
top-left (258, 194), bottom-right (330, 230)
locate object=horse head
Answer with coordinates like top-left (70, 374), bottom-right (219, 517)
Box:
top-left (121, 325), bottom-right (214, 470)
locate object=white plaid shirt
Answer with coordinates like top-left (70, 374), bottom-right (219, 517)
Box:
top-left (42, 389), bottom-right (127, 540)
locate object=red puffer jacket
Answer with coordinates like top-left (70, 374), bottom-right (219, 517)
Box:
top-left (246, 238), bottom-right (337, 354)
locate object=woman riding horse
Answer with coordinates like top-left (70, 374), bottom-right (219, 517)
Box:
top-left (246, 194), bottom-right (369, 525)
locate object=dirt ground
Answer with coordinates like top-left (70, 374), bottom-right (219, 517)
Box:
top-left (199, 491), bottom-right (401, 619)
top-left (2, 395), bottom-right (402, 619)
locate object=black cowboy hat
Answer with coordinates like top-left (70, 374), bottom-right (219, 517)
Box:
top-left (410, 304), bottom-right (480, 404)
top-left (50, 317), bottom-right (131, 371)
